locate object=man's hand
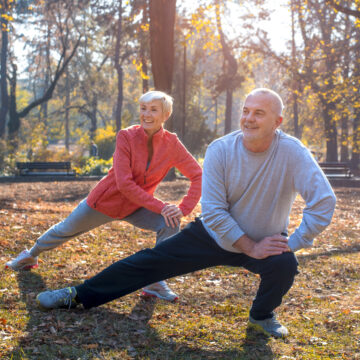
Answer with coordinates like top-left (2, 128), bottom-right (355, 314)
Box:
top-left (161, 204), bottom-right (183, 228)
top-left (233, 234), bottom-right (290, 259)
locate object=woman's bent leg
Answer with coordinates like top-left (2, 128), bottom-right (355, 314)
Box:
top-left (122, 207), bottom-right (179, 244)
top-left (29, 199), bottom-right (113, 257)
top-left (121, 207), bottom-right (180, 300)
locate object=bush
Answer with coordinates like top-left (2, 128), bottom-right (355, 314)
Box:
top-left (94, 125), bottom-right (116, 160)
top-left (74, 157), bottom-right (112, 176)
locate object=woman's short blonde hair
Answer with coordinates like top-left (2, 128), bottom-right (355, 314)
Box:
top-left (139, 90), bottom-right (173, 116)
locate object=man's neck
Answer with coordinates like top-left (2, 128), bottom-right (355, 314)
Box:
top-left (243, 135), bottom-right (274, 153)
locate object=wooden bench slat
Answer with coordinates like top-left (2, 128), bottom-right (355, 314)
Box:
top-left (16, 162), bottom-right (74, 176)
top-left (319, 162), bottom-right (353, 179)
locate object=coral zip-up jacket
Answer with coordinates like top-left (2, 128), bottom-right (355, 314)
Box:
top-left (87, 125), bottom-right (202, 219)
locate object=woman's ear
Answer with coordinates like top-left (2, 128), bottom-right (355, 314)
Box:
top-left (163, 112), bottom-right (171, 123)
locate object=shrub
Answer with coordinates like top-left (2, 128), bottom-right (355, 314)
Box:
top-left (74, 157), bottom-right (112, 176)
top-left (94, 125), bottom-right (116, 160)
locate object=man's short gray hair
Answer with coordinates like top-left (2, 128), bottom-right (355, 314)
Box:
top-left (139, 90), bottom-right (173, 116)
top-left (247, 88), bottom-right (284, 116)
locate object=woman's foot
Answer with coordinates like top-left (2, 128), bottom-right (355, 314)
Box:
top-left (142, 281), bottom-right (178, 302)
top-left (5, 249), bottom-right (38, 271)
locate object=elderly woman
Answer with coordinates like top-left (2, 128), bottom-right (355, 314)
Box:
top-left (6, 90), bottom-right (202, 302)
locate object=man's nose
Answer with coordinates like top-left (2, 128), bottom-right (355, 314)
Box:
top-left (245, 111), bottom-right (255, 121)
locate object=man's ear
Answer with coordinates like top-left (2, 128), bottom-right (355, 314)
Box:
top-left (276, 116), bottom-right (283, 127)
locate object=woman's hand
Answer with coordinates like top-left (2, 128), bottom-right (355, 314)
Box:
top-left (161, 204), bottom-right (184, 228)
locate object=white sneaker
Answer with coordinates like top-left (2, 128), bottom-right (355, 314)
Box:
top-left (5, 249), bottom-right (38, 271)
top-left (37, 287), bottom-right (78, 310)
top-left (249, 315), bottom-right (289, 338)
top-left (142, 281), bottom-right (179, 302)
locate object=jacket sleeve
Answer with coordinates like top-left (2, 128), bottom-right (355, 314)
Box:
top-left (172, 139), bottom-right (202, 216)
top-left (113, 131), bottom-right (166, 214)
top-left (288, 148), bottom-right (336, 251)
top-left (201, 142), bottom-right (245, 245)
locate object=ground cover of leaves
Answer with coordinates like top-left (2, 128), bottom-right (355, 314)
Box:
top-left (0, 180), bottom-right (359, 360)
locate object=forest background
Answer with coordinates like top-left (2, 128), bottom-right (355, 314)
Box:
top-left (0, 0), bottom-right (359, 175)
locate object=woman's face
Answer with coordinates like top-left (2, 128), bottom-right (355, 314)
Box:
top-left (140, 100), bottom-right (169, 136)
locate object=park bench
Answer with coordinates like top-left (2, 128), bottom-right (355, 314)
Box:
top-left (319, 162), bottom-right (353, 178)
top-left (16, 161), bottom-right (75, 176)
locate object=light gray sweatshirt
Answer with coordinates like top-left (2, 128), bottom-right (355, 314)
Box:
top-left (201, 130), bottom-right (336, 253)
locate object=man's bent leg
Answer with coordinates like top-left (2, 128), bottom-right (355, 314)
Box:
top-left (240, 252), bottom-right (298, 320)
top-left (75, 219), bottom-right (229, 309)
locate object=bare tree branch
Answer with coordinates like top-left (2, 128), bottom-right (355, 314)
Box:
top-left (325, 0), bottom-right (360, 18)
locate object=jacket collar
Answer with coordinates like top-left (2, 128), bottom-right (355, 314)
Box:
top-left (139, 125), bottom-right (166, 141)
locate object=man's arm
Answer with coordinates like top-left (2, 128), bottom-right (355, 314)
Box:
top-left (233, 234), bottom-right (290, 259)
top-left (288, 148), bottom-right (336, 252)
top-left (201, 142), bottom-right (246, 245)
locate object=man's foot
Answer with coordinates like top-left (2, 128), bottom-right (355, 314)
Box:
top-left (5, 250), bottom-right (38, 271)
top-left (249, 315), bottom-right (289, 338)
top-left (142, 281), bottom-right (178, 302)
top-left (36, 287), bottom-right (78, 310)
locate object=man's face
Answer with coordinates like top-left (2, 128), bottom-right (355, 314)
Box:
top-left (140, 100), bottom-right (169, 136)
top-left (240, 93), bottom-right (282, 151)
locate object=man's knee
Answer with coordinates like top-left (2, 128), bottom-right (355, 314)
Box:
top-left (270, 252), bottom-right (298, 278)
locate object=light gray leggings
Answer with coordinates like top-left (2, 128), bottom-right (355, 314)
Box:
top-left (29, 198), bottom-right (179, 257)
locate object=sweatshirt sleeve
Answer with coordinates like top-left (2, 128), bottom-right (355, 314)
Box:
top-left (201, 142), bottom-right (245, 245)
top-left (288, 148), bottom-right (336, 252)
top-left (113, 131), bottom-right (166, 214)
top-left (172, 139), bottom-right (202, 216)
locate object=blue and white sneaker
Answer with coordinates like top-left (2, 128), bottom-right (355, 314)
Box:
top-left (37, 287), bottom-right (78, 310)
top-left (249, 315), bottom-right (289, 338)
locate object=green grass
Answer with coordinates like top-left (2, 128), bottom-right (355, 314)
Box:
top-left (0, 181), bottom-right (359, 359)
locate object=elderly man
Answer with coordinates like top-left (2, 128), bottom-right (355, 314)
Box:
top-left (36, 88), bottom-right (336, 338)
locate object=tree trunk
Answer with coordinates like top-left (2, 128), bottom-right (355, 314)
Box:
top-left (65, 69), bottom-right (70, 151)
top-left (340, 115), bottom-right (349, 162)
top-left (140, 0), bottom-right (149, 93)
top-left (149, 0), bottom-right (176, 95)
top-left (90, 95), bottom-right (98, 140)
top-left (224, 88), bottom-right (232, 134)
top-left (114, 0), bottom-right (123, 133)
top-left (148, 0), bottom-right (176, 179)
top-left (351, 110), bottom-right (360, 168)
top-left (322, 104), bottom-right (338, 161)
top-left (291, 0), bottom-right (301, 139)
top-left (40, 23), bottom-right (52, 128)
top-left (8, 64), bottom-right (19, 141)
top-left (214, 0), bottom-right (238, 135)
top-left (0, 18), bottom-right (9, 138)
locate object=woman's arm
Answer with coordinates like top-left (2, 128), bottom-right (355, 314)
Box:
top-left (172, 139), bottom-right (202, 216)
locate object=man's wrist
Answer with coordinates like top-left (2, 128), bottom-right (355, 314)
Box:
top-left (232, 234), bottom-right (256, 256)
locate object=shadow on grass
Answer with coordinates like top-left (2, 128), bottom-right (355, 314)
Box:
top-left (297, 244), bottom-right (360, 263)
top-left (7, 271), bottom-right (274, 360)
